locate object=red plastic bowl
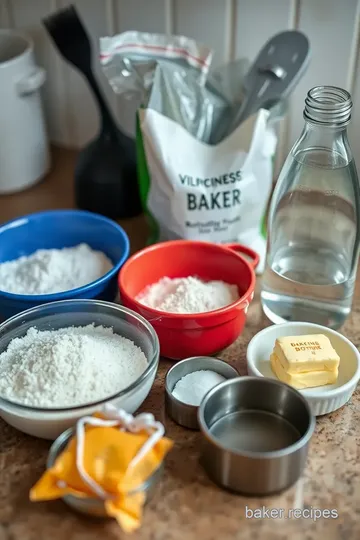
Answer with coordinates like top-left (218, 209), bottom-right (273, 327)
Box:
top-left (118, 240), bottom-right (258, 360)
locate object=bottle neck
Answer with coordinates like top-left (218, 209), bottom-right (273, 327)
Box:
top-left (293, 86), bottom-right (353, 168)
top-left (304, 86), bottom-right (352, 127)
top-left (293, 121), bottom-right (352, 169)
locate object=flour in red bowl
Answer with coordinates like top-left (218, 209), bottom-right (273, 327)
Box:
top-left (136, 276), bottom-right (239, 314)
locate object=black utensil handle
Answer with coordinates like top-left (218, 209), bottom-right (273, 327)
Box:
top-left (84, 69), bottom-right (118, 135)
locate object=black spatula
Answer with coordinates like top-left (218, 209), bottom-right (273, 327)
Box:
top-left (43, 4), bottom-right (142, 219)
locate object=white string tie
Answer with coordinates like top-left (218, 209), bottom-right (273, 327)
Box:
top-left (67, 404), bottom-right (164, 500)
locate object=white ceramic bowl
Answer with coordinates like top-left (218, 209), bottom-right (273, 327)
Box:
top-left (0, 300), bottom-right (159, 439)
top-left (246, 322), bottom-right (360, 416)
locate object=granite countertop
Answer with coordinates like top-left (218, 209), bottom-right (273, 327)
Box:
top-left (0, 148), bottom-right (359, 540)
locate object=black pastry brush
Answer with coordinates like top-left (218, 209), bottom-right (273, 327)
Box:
top-left (43, 4), bottom-right (141, 219)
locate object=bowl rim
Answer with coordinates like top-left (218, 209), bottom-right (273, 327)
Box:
top-left (118, 239), bottom-right (256, 319)
top-left (0, 29), bottom-right (35, 70)
top-left (246, 322), bottom-right (360, 399)
top-left (198, 375), bottom-right (316, 459)
top-left (0, 209), bottom-right (130, 300)
top-left (0, 299), bottom-right (159, 413)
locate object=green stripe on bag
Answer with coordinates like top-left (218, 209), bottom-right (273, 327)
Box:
top-left (136, 111), bottom-right (159, 244)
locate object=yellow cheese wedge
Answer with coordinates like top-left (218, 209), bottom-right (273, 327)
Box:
top-left (270, 353), bottom-right (338, 389)
top-left (274, 334), bottom-right (340, 374)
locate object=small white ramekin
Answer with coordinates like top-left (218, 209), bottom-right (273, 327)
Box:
top-left (246, 322), bottom-right (360, 416)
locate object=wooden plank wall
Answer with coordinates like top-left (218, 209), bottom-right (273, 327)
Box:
top-left (1, 0), bottom-right (360, 172)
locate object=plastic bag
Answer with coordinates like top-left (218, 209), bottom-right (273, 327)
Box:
top-left (100, 32), bottom-right (285, 272)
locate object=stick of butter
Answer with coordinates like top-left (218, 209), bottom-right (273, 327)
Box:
top-left (270, 353), bottom-right (339, 389)
top-left (274, 334), bottom-right (340, 374)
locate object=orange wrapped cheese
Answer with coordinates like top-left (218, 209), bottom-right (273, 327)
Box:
top-left (30, 407), bottom-right (173, 532)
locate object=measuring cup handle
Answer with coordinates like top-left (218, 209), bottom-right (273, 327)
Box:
top-left (224, 243), bottom-right (260, 270)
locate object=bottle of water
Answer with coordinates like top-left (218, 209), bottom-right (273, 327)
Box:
top-left (261, 86), bottom-right (360, 329)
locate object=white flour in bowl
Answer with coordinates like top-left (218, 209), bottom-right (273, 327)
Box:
top-left (136, 276), bottom-right (239, 314)
top-left (0, 324), bottom-right (148, 407)
top-left (0, 243), bottom-right (113, 295)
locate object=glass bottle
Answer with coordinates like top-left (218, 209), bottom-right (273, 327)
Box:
top-left (261, 86), bottom-right (360, 329)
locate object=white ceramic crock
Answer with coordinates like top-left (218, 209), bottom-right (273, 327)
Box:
top-left (0, 29), bottom-right (50, 194)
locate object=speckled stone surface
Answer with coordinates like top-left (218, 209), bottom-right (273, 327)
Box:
top-left (0, 279), bottom-right (359, 540)
top-left (0, 147), bottom-right (359, 539)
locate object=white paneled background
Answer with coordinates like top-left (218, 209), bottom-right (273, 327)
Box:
top-left (1, 0), bottom-right (360, 170)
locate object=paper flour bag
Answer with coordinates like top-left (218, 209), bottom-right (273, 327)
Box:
top-left (100, 31), bottom-right (283, 273)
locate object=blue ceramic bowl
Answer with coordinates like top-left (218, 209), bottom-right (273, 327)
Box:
top-left (0, 210), bottom-right (130, 319)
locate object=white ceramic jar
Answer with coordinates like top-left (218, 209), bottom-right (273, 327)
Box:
top-left (0, 29), bottom-right (50, 193)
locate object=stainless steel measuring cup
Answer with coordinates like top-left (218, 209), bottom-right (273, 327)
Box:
top-left (165, 356), bottom-right (239, 429)
top-left (198, 376), bottom-right (315, 495)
